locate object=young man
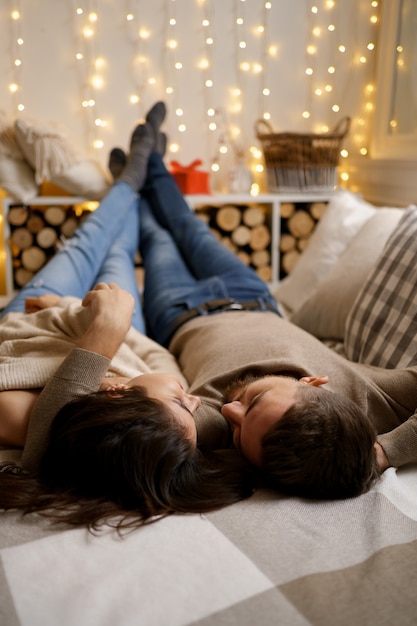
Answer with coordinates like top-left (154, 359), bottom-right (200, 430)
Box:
top-left (137, 149), bottom-right (417, 499)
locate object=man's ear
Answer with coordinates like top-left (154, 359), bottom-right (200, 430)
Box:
top-left (299, 375), bottom-right (329, 387)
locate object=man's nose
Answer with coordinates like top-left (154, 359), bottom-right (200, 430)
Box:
top-left (221, 401), bottom-right (244, 425)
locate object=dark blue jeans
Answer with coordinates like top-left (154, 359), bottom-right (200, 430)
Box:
top-left (140, 153), bottom-right (279, 346)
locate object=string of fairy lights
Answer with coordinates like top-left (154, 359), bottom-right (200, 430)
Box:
top-left (6, 0), bottom-right (381, 190)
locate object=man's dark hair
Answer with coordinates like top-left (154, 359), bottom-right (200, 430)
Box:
top-left (261, 385), bottom-right (381, 499)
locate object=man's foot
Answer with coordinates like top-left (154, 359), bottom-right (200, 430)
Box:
top-left (108, 147), bottom-right (126, 180)
top-left (145, 101), bottom-right (166, 146)
top-left (156, 132), bottom-right (167, 157)
top-left (118, 123), bottom-right (154, 191)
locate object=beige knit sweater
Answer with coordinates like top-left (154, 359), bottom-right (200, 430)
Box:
top-left (0, 297), bottom-right (187, 390)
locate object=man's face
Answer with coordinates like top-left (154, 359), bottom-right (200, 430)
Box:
top-left (221, 374), bottom-right (329, 466)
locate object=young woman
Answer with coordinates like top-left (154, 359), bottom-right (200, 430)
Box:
top-left (0, 103), bottom-right (255, 530)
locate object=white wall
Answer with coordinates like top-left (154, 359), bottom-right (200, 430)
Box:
top-left (0, 0), bottom-right (379, 191)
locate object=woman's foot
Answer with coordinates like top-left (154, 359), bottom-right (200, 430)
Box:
top-left (118, 123), bottom-right (154, 191)
top-left (145, 101), bottom-right (166, 142)
top-left (108, 147), bottom-right (126, 180)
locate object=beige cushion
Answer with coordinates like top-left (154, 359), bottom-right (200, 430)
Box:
top-left (14, 116), bottom-right (111, 200)
top-left (344, 205), bottom-right (417, 368)
top-left (0, 111), bottom-right (39, 202)
top-left (274, 190), bottom-right (378, 315)
top-left (290, 207), bottom-right (404, 340)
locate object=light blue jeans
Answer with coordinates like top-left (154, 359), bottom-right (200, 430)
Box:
top-left (140, 153), bottom-right (280, 347)
top-left (1, 182), bottom-right (146, 333)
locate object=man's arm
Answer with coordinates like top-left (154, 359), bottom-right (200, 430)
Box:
top-left (376, 410), bottom-right (417, 470)
top-left (21, 283), bottom-right (135, 472)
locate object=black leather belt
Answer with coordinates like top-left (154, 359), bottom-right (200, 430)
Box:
top-left (169, 298), bottom-right (279, 337)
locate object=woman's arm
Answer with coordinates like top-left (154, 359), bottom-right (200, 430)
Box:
top-left (21, 283), bottom-right (135, 472)
top-left (0, 390), bottom-right (40, 447)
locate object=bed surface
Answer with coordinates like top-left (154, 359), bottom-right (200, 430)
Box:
top-left (1, 464), bottom-right (416, 626)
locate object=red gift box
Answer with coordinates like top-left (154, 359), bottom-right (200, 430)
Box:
top-left (170, 159), bottom-right (211, 195)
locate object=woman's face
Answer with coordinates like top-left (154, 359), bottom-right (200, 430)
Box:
top-left (101, 374), bottom-right (199, 444)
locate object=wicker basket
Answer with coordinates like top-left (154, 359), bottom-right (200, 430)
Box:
top-left (255, 116), bottom-right (350, 192)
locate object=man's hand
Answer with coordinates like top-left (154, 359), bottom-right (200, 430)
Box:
top-left (25, 294), bottom-right (61, 313)
top-left (79, 282), bottom-right (135, 359)
top-left (374, 441), bottom-right (390, 472)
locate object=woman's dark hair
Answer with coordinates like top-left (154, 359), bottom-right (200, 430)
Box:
top-left (0, 387), bottom-right (254, 531)
top-left (261, 385), bottom-right (381, 499)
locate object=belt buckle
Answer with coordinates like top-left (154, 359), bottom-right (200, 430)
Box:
top-left (227, 302), bottom-right (244, 311)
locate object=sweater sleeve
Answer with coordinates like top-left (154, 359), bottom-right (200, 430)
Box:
top-left (377, 410), bottom-right (417, 468)
top-left (21, 348), bottom-right (110, 473)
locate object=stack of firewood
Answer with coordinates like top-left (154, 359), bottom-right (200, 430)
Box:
top-left (7, 203), bottom-right (89, 288)
top-left (196, 204), bottom-right (272, 282)
top-left (279, 201), bottom-right (328, 278)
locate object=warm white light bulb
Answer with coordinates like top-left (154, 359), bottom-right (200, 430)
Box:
top-left (91, 75), bottom-right (104, 89)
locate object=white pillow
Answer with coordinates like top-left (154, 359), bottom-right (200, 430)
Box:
top-left (274, 190), bottom-right (377, 314)
top-left (290, 207), bottom-right (404, 339)
top-left (14, 116), bottom-right (111, 200)
top-left (345, 204), bottom-right (417, 368)
top-left (0, 111), bottom-right (39, 202)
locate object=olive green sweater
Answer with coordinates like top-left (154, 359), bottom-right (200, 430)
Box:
top-left (170, 311), bottom-right (417, 469)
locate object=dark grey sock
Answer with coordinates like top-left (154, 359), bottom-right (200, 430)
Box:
top-left (156, 132), bottom-right (167, 157)
top-left (145, 101), bottom-right (166, 144)
top-left (108, 147), bottom-right (126, 180)
top-left (118, 123), bottom-right (154, 191)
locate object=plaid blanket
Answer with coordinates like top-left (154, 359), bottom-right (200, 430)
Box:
top-left (1, 464), bottom-right (416, 626)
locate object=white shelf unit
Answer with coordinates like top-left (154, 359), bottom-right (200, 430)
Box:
top-left (185, 192), bottom-right (333, 287)
top-left (0, 192), bottom-right (334, 307)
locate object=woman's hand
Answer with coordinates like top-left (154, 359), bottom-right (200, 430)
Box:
top-left (79, 282), bottom-right (135, 359)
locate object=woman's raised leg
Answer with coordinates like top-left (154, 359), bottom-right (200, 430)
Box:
top-left (93, 196), bottom-right (145, 333)
top-left (1, 182), bottom-right (139, 316)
